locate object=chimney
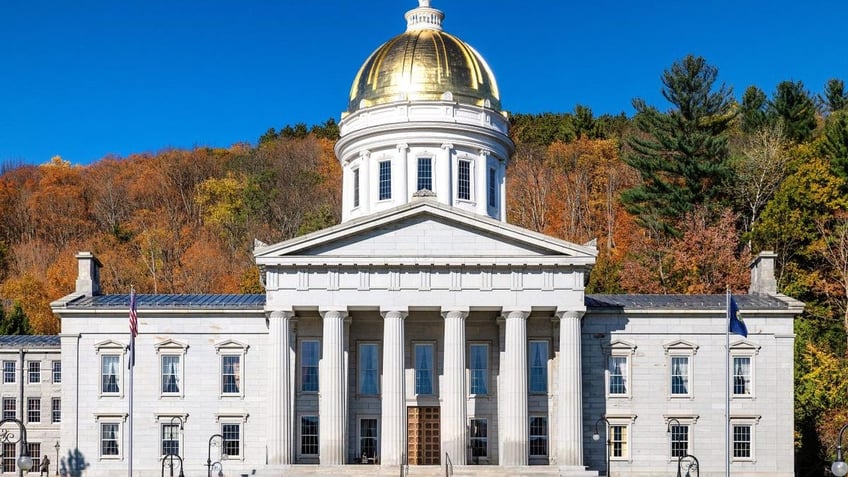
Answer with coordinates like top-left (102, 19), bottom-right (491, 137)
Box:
top-left (75, 252), bottom-right (102, 297)
top-left (749, 251), bottom-right (778, 295)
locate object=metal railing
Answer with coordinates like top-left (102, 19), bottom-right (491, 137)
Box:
top-left (444, 452), bottom-right (453, 477)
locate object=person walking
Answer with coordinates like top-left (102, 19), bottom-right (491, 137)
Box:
top-left (39, 455), bottom-right (49, 476)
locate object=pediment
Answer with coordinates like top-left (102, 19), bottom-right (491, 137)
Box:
top-left (255, 200), bottom-right (596, 267)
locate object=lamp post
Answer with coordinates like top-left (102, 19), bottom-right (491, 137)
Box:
top-left (592, 416), bottom-right (611, 477)
top-left (161, 455), bottom-right (185, 477)
top-left (0, 418), bottom-right (33, 475)
top-left (54, 441), bottom-right (60, 476)
top-left (207, 433), bottom-right (224, 477)
top-left (676, 454), bottom-right (699, 477)
top-left (832, 423), bottom-right (848, 476)
top-left (160, 416), bottom-right (185, 477)
top-left (666, 418), bottom-right (681, 465)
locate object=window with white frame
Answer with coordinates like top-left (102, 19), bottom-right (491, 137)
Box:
top-left (529, 416), bottom-right (548, 457)
top-left (417, 157), bottom-right (433, 191)
top-left (52, 360), bottom-right (61, 383)
top-left (487, 167), bottom-right (496, 207)
top-left (378, 160), bottom-right (392, 200)
top-left (1, 443), bottom-right (14, 472)
top-left (27, 443), bottom-right (40, 468)
top-left (300, 340), bottom-right (320, 392)
top-left (27, 397), bottom-right (40, 423)
top-left (470, 418), bottom-right (488, 459)
top-left (52, 397), bottom-right (61, 423)
top-left (221, 423), bottom-right (241, 458)
top-left (300, 416), bottom-right (319, 456)
top-left (669, 423), bottom-right (689, 457)
top-left (670, 356), bottom-right (690, 396)
top-left (216, 340), bottom-right (248, 397)
top-left (469, 344), bottom-right (489, 395)
top-left (733, 356), bottom-right (752, 396)
top-left (664, 340), bottom-right (698, 398)
top-left (605, 340), bottom-right (636, 398)
top-left (353, 168), bottom-right (360, 208)
top-left (528, 340), bottom-right (548, 393)
top-left (161, 355), bottom-right (181, 394)
top-left (100, 422), bottom-right (121, 457)
top-left (162, 423), bottom-right (180, 456)
top-left (98, 346), bottom-right (123, 395)
top-left (358, 343), bottom-right (379, 395)
top-left (610, 424), bottom-right (629, 460)
top-left (28, 361), bottom-right (40, 384)
top-left (733, 424), bottom-right (752, 460)
top-left (414, 343), bottom-right (434, 395)
top-left (359, 418), bottom-right (378, 461)
top-left (2, 398), bottom-right (14, 420)
top-left (458, 159), bottom-right (472, 200)
top-left (3, 361), bottom-right (14, 383)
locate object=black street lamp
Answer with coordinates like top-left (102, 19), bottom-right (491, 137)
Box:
top-left (207, 433), bottom-right (224, 477)
top-left (676, 454), bottom-right (699, 477)
top-left (0, 418), bottom-right (33, 474)
top-left (832, 423), bottom-right (848, 476)
top-left (592, 416), bottom-right (611, 477)
top-left (161, 455), bottom-right (185, 477)
top-left (54, 441), bottom-right (60, 476)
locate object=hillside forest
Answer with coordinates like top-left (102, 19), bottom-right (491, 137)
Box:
top-left (1, 55), bottom-right (848, 475)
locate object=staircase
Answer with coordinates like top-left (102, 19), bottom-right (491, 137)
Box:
top-left (255, 464), bottom-right (599, 477)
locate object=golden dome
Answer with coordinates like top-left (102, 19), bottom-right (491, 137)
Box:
top-left (347, 2), bottom-right (501, 113)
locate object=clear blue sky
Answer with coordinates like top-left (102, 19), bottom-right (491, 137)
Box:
top-left (2, 0), bottom-right (846, 166)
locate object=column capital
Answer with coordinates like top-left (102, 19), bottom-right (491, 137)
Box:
top-left (359, 150), bottom-right (371, 159)
top-left (319, 308), bottom-right (349, 320)
top-left (396, 143), bottom-right (409, 151)
top-left (267, 309), bottom-right (295, 320)
top-left (479, 148), bottom-right (491, 157)
top-left (501, 309), bottom-right (530, 320)
top-left (555, 309), bottom-right (585, 321)
top-left (441, 308), bottom-right (469, 320)
top-left (441, 143), bottom-right (454, 150)
top-left (380, 309), bottom-right (409, 320)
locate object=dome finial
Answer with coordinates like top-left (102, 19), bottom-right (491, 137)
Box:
top-left (405, 0), bottom-right (443, 32)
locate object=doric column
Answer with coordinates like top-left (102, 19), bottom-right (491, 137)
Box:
top-left (320, 308), bottom-right (348, 464)
top-left (396, 143), bottom-right (409, 202)
top-left (360, 150), bottom-right (371, 215)
top-left (381, 309), bottom-right (408, 466)
top-left (439, 143), bottom-right (453, 205)
top-left (269, 310), bottom-right (295, 464)
top-left (556, 310), bottom-right (585, 466)
top-left (441, 308), bottom-right (468, 465)
top-left (476, 149), bottom-right (490, 216)
top-left (501, 309), bottom-right (529, 465)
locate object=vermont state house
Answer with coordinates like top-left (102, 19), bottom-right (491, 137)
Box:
top-left (44, 2), bottom-right (802, 476)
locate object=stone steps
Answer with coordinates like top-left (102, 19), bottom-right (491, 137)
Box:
top-left (254, 465), bottom-right (599, 477)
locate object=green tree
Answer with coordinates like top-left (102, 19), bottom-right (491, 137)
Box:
top-left (820, 110), bottom-right (848, 182)
top-left (0, 301), bottom-right (31, 335)
top-left (769, 80), bottom-right (817, 143)
top-left (739, 85), bottom-right (769, 133)
top-left (622, 54), bottom-right (735, 237)
top-left (823, 78), bottom-right (848, 113)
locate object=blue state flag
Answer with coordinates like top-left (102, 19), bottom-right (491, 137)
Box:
top-left (728, 295), bottom-right (748, 337)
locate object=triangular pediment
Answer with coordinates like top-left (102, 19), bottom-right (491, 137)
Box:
top-left (255, 200), bottom-right (596, 267)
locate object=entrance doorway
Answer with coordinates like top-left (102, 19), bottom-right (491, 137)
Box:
top-left (407, 406), bottom-right (440, 465)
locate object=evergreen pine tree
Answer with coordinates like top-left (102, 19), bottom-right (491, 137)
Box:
top-left (823, 78), bottom-right (848, 113)
top-left (1, 302), bottom-right (32, 335)
top-left (740, 85), bottom-right (769, 133)
top-left (622, 55), bottom-right (735, 237)
top-left (821, 110), bottom-right (848, 183)
top-left (768, 80), bottom-right (817, 143)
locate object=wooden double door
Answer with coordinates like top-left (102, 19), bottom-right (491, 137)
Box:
top-left (407, 406), bottom-right (440, 465)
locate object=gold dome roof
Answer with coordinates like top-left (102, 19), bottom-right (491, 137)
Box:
top-left (347, 2), bottom-right (501, 113)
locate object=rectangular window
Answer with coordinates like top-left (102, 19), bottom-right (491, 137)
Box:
top-left (162, 423), bottom-right (180, 456)
top-left (671, 356), bottom-right (690, 395)
top-left (101, 355), bottom-right (120, 393)
top-left (670, 424), bottom-right (689, 457)
top-left (414, 344), bottom-right (434, 395)
top-left (733, 356), bottom-right (752, 395)
top-left (27, 443), bottom-right (40, 468)
top-left (417, 157), bottom-right (432, 191)
top-left (27, 397), bottom-right (40, 423)
top-left (528, 341), bottom-right (548, 393)
top-left (378, 160), bottom-right (392, 200)
top-left (353, 168), bottom-right (360, 208)
top-left (0, 443), bottom-right (13, 472)
top-left (222, 423), bottom-right (241, 458)
top-left (221, 355), bottom-right (240, 394)
top-left (470, 418), bottom-right (488, 459)
top-left (161, 355), bottom-right (181, 394)
top-left (358, 343), bottom-right (379, 395)
top-left (529, 417), bottom-right (548, 457)
top-left (487, 167), bottom-right (496, 207)
top-left (2, 398), bottom-right (15, 421)
top-left (52, 397), bottom-right (61, 423)
top-left (609, 356), bottom-right (628, 395)
top-left (301, 416), bottom-right (319, 456)
top-left (733, 425), bottom-right (752, 459)
top-left (610, 424), bottom-right (629, 459)
top-left (469, 344), bottom-right (489, 395)
top-left (53, 360), bottom-right (62, 383)
top-left (101, 423), bottom-right (120, 456)
top-left (3, 361), bottom-right (14, 383)
top-left (28, 361), bottom-right (40, 384)
top-left (458, 159), bottom-right (471, 200)
top-left (301, 340), bottom-right (320, 392)
top-left (359, 418), bottom-right (378, 461)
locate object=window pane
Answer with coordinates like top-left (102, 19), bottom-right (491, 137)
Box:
top-left (1, 443), bottom-right (14, 472)
top-left (458, 160), bottom-right (471, 200)
top-left (671, 356), bottom-right (689, 395)
top-left (470, 344), bottom-right (488, 394)
top-left (53, 360), bottom-right (62, 383)
top-left (222, 424), bottom-right (240, 457)
top-left (102, 355), bottom-right (120, 393)
top-left (417, 158), bottom-right (432, 191)
top-left (162, 424), bottom-right (180, 456)
top-left (2, 398), bottom-right (14, 421)
top-left (353, 168), bottom-right (360, 208)
top-left (379, 160), bottom-right (392, 200)
top-left (487, 167), bottom-right (496, 207)
top-left (301, 416), bottom-right (319, 455)
top-left (360, 418), bottom-right (378, 460)
top-left (415, 344), bottom-right (433, 395)
top-left (529, 341), bottom-right (548, 393)
top-left (470, 419), bottom-right (487, 458)
top-left (609, 356), bottom-right (627, 394)
top-left (302, 341), bottom-right (320, 392)
top-left (101, 423), bottom-right (119, 456)
top-left (27, 397), bottom-right (40, 423)
top-left (733, 357), bottom-right (751, 395)
top-left (733, 425), bottom-right (751, 458)
top-left (611, 425), bottom-right (628, 457)
top-left (28, 361), bottom-right (40, 383)
top-left (3, 361), bottom-right (14, 383)
top-left (52, 397), bottom-right (61, 423)
top-left (670, 425), bottom-right (688, 457)
top-left (529, 417), bottom-right (548, 457)
top-left (359, 344), bottom-right (379, 395)
top-left (222, 355), bottom-right (240, 394)
top-left (162, 355), bottom-right (181, 393)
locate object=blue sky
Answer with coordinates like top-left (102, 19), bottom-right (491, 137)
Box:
top-left (2, 0), bottom-right (846, 166)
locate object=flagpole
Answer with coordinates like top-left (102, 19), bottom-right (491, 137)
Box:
top-left (128, 287), bottom-right (137, 477)
top-left (725, 288), bottom-right (730, 477)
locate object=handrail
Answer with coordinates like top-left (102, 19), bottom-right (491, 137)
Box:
top-left (444, 452), bottom-right (453, 477)
top-left (400, 452), bottom-right (405, 477)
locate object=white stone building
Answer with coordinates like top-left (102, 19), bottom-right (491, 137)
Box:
top-left (48, 2), bottom-right (802, 476)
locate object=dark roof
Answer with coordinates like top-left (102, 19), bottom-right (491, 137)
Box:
top-left (0, 335), bottom-right (61, 348)
top-left (585, 294), bottom-right (792, 310)
top-left (68, 294), bottom-right (266, 309)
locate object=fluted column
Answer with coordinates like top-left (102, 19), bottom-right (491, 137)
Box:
top-left (269, 310), bottom-right (295, 464)
top-left (397, 143), bottom-right (409, 202)
top-left (381, 309), bottom-right (408, 465)
top-left (501, 309), bottom-right (529, 465)
top-left (439, 143), bottom-right (453, 205)
top-left (320, 308), bottom-right (348, 464)
top-left (556, 310), bottom-right (585, 466)
top-left (441, 308), bottom-right (468, 465)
